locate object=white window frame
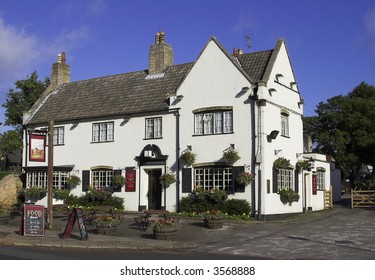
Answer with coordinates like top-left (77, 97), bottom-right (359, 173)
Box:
top-left (317, 171), bottom-right (325, 191)
top-left (92, 122), bottom-right (114, 143)
top-left (276, 168), bottom-right (294, 191)
top-left (194, 167), bottom-right (232, 191)
top-left (53, 127), bottom-right (64, 145)
top-left (194, 111), bottom-right (233, 136)
top-left (92, 169), bottom-right (113, 190)
top-left (281, 113), bottom-right (289, 137)
top-left (27, 171), bottom-right (69, 189)
top-left (145, 117), bottom-right (162, 139)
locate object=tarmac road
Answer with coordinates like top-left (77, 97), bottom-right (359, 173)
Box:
top-left (1, 200), bottom-right (374, 260)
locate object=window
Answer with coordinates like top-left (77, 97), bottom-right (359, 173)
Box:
top-left (145, 117), bottom-right (162, 139)
top-left (317, 170), bottom-right (325, 190)
top-left (281, 112), bottom-right (289, 137)
top-left (26, 171), bottom-right (69, 189)
top-left (194, 167), bottom-right (232, 192)
top-left (92, 169), bottom-right (113, 190)
top-left (194, 111), bottom-right (233, 135)
top-left (92, 122), bottom-right (114, 142)
top-left (276, 168), bottom-right (293, 191)
top-left (53, 127), bottom-right (64, 145)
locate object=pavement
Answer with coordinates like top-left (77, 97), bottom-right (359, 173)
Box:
top-left (1, 198), bottom-right (375, 259)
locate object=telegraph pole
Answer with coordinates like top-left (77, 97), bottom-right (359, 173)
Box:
top-left (47, 120), bottom-right (54, 229)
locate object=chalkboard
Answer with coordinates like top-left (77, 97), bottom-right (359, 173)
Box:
top-left (22, 205), bottom-right (45, 236)
top-left (62, 208), bottom-right (88, 240)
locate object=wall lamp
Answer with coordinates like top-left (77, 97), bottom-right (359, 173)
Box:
top-left (274, 149), bottom-right (282, 156)
top-left (267, 130), bottom-right (279, 142)
top-left (309, 157), bottom-right (315, 169)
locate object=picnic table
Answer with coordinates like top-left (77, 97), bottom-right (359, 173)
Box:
top-left (135, 210), bottom-right (170, 230)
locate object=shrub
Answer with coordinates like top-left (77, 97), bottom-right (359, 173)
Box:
top-left (223, 199), bottom-right (251, 216)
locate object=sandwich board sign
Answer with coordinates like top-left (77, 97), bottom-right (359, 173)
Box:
top-left (20, 204), bottom-right (45, 237)
top-left (62, 207), bottom-right (88, 240)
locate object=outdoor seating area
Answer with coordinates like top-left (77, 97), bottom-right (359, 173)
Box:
top-left (134, 210), bottom-right (170, 230)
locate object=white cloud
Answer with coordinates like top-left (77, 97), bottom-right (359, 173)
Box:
top-left (365, 8), bottom-right (375, 35)
top-left (87, 0), bottom-right (106, 17)
top-left (0, 17), bottom-right (40, 88)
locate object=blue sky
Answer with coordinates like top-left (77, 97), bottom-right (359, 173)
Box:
top-left (0, 0), bottom-right (374, 132)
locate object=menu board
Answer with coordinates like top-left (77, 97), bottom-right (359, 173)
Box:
top-left (22, 205), bottom-right (45, 236)
top-left (125, 168), bottom-right (136, 192)
top-left (62, 208), bottom-right (88, 240)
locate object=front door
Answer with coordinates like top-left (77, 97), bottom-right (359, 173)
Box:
top-left (148, 169), bottom-right (162, 210)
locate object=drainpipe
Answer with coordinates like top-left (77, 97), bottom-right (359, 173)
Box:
top-left (250, 93), bottom-right (257, 218)
top-left (174, 109), bottom-right (181, 212)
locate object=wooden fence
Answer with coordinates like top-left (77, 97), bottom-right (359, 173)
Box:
top-left (324, 187), bottom-right (333, 209)
top-left (351, 189), bottom-right (375, 208)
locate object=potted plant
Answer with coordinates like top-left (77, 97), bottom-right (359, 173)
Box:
top-left (180, 151), bottom-right (197, 166)
top-left (148, 218), bottom-right (181, 240)
top-left (236, 172), bottom-right (254, 186)
top-left (160, 173), bottom-right (176, 186)
top-left (67, 175), bottom-right (81, 188)
top-left (279, 187), bottom-right (300, 206)
top-left (296, 160), bottom-right (312, 172)
top-left (113, 174), bottom-right (125, 192)
top-left (202, 209), bottom-right (225, 229)
top-left (93, 215), bottom-right (121, 234)
top-left (274, 157), bottom-right (292, 169)
top-left (223, 149), bottom-right (240, 165)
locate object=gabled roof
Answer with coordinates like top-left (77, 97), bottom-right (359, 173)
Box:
top-left (26, 62), bottom-right (193, 125)
top-left (26, 39), bottom-right (276, 126)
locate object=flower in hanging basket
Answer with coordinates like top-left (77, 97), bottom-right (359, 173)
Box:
top-left (273, 157), bottom-right (292, 169)
top-left (160, 173), bottom-right (176, 185)
top-left (180, 151), bottom-right (197, 166)
top-left (295, 160), bottom-right (312, 172)
top-left (223, 149), bottom-right (240, 165)
top-left (236, 172), bottom-right (254, 186)
top-left (67, 175), bottom-right (81, 188)
top-left (279, 187), bottom-right (300, 206)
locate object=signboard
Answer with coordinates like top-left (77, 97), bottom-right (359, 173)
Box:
top-left (312, 174), bottom-right (317, 195)
top-left (125, 168), bottom-right (136, 192)
top-left (62, 208), bottom-right (88, 240)
top-left (21, 205), bottom-right (45, 236)
top-left (29, 134), bottom-right (46, 162)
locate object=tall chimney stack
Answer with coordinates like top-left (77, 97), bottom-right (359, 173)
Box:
top-left (148, 31), bottom-right (174, 75)
top-left (50, 52), bottom-right (70, 87)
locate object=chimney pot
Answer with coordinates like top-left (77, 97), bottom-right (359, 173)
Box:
top-left (233, 48), bottom-right (237, 56)
top-left (148, 31), bottom-right (174, 75)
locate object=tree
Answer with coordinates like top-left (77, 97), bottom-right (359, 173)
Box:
top-left (1, 71), bottom-right (49, 159)
top-left (304, 82), bottom-right (375, 186)
top-left (2, 71), bottom-right (49, 131)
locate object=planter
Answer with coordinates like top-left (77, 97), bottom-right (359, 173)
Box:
top-left (153, 228), bottom-right (178, 240)
top-left (204, 218), bottom-right (224, 229)
top-left (96, 227), bottom-right (117, 235)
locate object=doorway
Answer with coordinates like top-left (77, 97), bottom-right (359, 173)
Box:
top-left (147, 169), bottom-right (162, 210)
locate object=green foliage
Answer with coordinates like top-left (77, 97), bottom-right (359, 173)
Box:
top-left (279, 187), bottom-right (300, 206)
top-left (295, 160), bottom-right (311, 171)
top-left (113, 175), bottom-right (125, 186)
top-left (180, 151), bottom-right (197, 166)
top-left (63, 188), bottom-right (124, 209)
top-left (67, 175), bottom-right (81, 187)
top-left (2, 71), bottom-right (49, 130)
top-left (52, 188), bottom-right (70, 201)
top-left (22, 187), bottom-right (47, 200)
top-left (160, 173), bottom-right (176, 185)
top-left (223, 149), bottom-right (241, 165)
top-left (304, 82), bottom-right (375, 183)
top-left (273, 157), bottom-right (292, 169)
top-left (0, 130), bottom-right (23, 158)
top-left (180, 188), bottom-right (251, 217)
top-left (222, 199), bottom-right (251, 216)
top-left (236, 172), bottom-right (254, 185)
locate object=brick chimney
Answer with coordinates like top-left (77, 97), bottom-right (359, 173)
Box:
top-left (50, 52), bottom-right (70, 87)
top-left (148, 31), bottom-right (174, 75)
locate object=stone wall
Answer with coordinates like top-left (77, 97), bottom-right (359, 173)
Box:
top-left (0, 174), bottom-right (23, 211)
